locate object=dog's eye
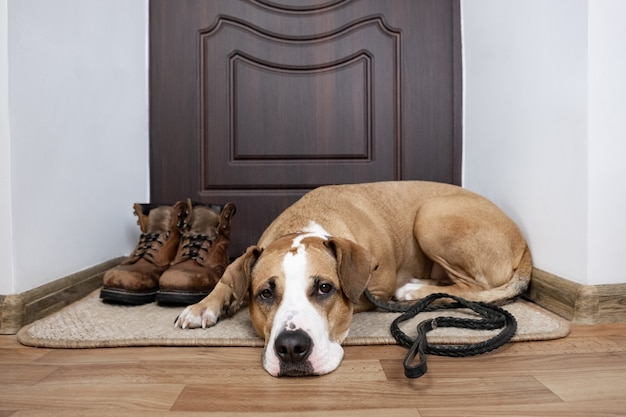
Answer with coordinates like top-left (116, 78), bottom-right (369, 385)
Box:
top-left (256, 278), bottom-right (276, 303)
top-left (258, 288), bottom-right (274, 301)
top-left (318, 283), bottom-right (334, 295)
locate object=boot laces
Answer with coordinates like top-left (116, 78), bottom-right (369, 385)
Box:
top-left (181, 233), bottom-right (214, 261)
top-left (133, 232), bottom-right (167, 259)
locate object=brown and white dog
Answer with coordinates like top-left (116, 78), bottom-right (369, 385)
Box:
top-left (175, 181), bottom-right (532, 377)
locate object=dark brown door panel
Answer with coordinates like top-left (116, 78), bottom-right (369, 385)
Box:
top-left (150, 0), bottom-right (462, 255)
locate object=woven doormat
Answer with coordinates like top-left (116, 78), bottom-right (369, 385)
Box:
top-left (17, 289), bottom-right (570, 348)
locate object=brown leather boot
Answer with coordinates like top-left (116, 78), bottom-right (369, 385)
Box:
top-left (156, 200), bottom-right (236, 305)
top-left (100, 203), bottom-right (181, 305)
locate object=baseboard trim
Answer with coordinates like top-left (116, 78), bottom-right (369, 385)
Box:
top-left (0, 257), bottom-right (123, 334)
top-left (526, 268), bottom-right (626, 324)
top-left (2, 260), bottom-right (625, 334)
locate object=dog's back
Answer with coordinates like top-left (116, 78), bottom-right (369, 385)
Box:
top-left (258, 181), bottom-right (472, 246)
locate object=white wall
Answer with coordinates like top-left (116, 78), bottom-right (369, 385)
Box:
top-left (0, 0), bottom-right (13, 294)
top-left (4, 0), bottom-right (149, 293)
top-left (463, 0), bottom-right (626, 285)
top-left (587, 0), bottom-right (626, 285)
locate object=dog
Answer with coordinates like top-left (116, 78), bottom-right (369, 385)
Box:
top-left (174, 181), bottom-right (532, 376)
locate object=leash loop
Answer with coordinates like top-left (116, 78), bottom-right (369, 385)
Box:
top-left (364, 290), bottom-right (517, 379)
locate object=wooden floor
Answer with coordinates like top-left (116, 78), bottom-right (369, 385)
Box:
top-left (1, 321), bottom-right (626, 416)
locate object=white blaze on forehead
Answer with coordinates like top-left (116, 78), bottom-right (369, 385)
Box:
top-left (280, 237), bottom-right (314, 315)
top-left (280, 220), bottom-right (330, 319)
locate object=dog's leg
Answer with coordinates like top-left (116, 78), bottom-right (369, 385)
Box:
top-left (396, 248), bottom-right (532, 304)
top-left (175, 246), bottom-right (260, 329)
top-left (405, 194), bottom-right (532, 304)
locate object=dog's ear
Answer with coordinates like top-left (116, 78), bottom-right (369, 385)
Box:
top-left (221, 245), bottom-right (263, 310)
top-left (324, 237), bottom-right (378, 304)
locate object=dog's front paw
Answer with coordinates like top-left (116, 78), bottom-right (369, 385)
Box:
top-left (174, 303), bottom-right (219, 329)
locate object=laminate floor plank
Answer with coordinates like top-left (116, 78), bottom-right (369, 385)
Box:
top-left (0, 347), bottom-right (50, 364)
top-left (381, 351), bottom-right (626, 379)
top-left (33, 346), bottom-right (263, 365)
top-left (37, 359), bottom-right (387, 385)
top-left (0, 364), bottom-right (58, 385)
top-left (9, 409), bottom-right (422, 417)
top-left (418, 399), bottom-right (626, 417)
top-left (0, 383), bottom-right (184, 411)
top-left (171, 377), bottom-right (560, 412)
top-left (535, 370), bottom-right (626, 402)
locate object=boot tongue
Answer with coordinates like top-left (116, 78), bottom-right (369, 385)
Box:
top-left (145, 206), bottom-right (174, 234)
top-left (189, 206), bottom-right (220, 237)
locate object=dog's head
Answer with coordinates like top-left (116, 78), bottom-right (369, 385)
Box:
top-left (230, 231), bottom-right (377, 376)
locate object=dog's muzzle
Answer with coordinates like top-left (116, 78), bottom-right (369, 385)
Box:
top-left (274, 329), bottom-right (314, 376)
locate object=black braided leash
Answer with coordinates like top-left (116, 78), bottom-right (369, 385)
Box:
top-left (364, 290), bottom-right (517, 378)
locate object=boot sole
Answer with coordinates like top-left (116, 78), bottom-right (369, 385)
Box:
top-left (156, 290), bottom-right (210, 306)
top-left (100, 287), bottom-right (157, 305)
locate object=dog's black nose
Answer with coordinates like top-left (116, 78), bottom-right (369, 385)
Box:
top-left (274, 329), bottom-right (313, 364)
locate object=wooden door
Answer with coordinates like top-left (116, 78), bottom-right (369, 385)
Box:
top-left (150, 0), bottom-right (462, 256)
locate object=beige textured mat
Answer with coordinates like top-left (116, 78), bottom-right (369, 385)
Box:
top-left (17, 290), bottom-right (570, 348)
